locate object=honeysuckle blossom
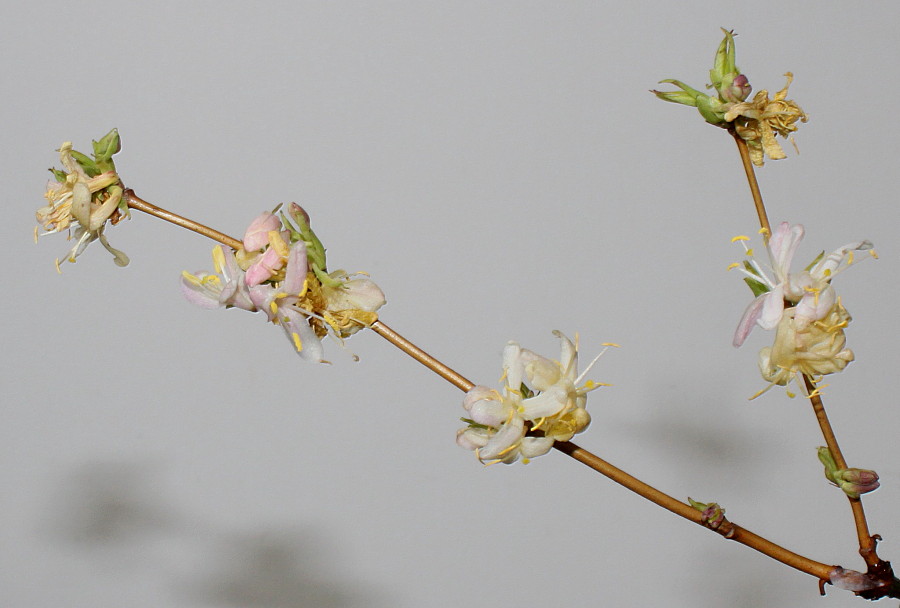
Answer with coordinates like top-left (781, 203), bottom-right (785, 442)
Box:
top-left (181, 206), bottom-right (386, 363)
top-left (755, 303), bottom-right (855, 397)
top-left (730, 222), bottom-right (875, 348)
top-left (35, 130), bottom-right (130, 269)
top-left (456, 331), bottom-right (612, 465)
top-left (729, 222), bottom-right (874, 398)
top-left (723, 73), bottom-right (807, 166)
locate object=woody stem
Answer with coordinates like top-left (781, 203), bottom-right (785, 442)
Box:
top-left (124, 191), bottom-right (837, 587)
top-left (730, 129), bottom-right (771, 237)
top-left (372, 319), bottom-right (834, 582)
top-left (803, 376), bottom-right (880, 567)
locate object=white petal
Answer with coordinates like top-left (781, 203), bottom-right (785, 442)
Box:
top-left (520, 385), bottom-right (568, 420)
top-left (519, 436), bottom-right (554, 459)
top-left (477, 415), bottom-right (525, 461)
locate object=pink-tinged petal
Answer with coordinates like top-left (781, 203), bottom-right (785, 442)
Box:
top-left (758, 286), bottom-right (786, 330)
top-left (242, 212), bottom-right (281, 251)
top-left (767, 222), bottom-right (804, 280)
top-left (278, 307), bottom-right (325, 363)
top-left (180, 272), bottom-right (223, 309)
top-left (812, 240), bottom-right (875, 278)
top-left (282, 242), bottom-right (309, 295)
top-left (245, 246), bottom-right (285, 287)
top-left (477, 415), bottom-right (525, 461)
top-left (733, 293), bottom-right (767, 347)
top-left (468, 398), bottom-right (511, 427)
top-left (795, 285), bottom-right (836, 327)
top-left (248, 284), bottom-right (276, 317)
top-left (462, 385), bottom-right (496, 412)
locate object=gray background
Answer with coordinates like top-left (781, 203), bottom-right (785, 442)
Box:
top-left (4, 2), bottom-right (900, 607)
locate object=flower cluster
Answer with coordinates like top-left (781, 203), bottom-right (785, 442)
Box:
top-left (181, 204), bottom-right (386, 363)
top-left (35, 129), bottom-right (130, 269)
top-left (653, 29), bottom-right (807, 166)
top-left (730, 222), bottom-right (875, 397)
top-left (456, 331), bottom-right (611, 464)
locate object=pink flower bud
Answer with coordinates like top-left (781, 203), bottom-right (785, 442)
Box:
top-left (243, 212), bottom-right (281, 251)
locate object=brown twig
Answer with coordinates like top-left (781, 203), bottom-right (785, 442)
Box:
top-left (803, 376), bottom-right (880, 568)
top-left (372, 319), bottom-right (834, 582)
top-left (730, 129), bottom-right (771, 238)
top-left (729, 133), bottom-right (887, 580)
top-left (120, 192), bottom-right (842, 589)
top-left (124, 189), bottom-right (243, 251)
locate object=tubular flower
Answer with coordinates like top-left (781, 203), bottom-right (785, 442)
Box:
top-left (35, 130), bottom-right (130, 269)
top-left (729, 222), bottom-right (874, 398)
top-left (724, 72), bottom-right (808, 166)
top-left (730, 222), bottom-right (875, 347)
top-left (456, 331), bottom-right (612, 465)
top-left (181, 205), bottom-right (386, 363)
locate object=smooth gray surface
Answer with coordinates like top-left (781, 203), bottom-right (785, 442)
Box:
top-left (5, 2), bottom-right (900, 607)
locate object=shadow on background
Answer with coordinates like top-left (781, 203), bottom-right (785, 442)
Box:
top-left (47, 461), bottom-right (391, 608)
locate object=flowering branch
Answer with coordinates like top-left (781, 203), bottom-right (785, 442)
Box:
top-left (109, 189), bottom-right (844, 588)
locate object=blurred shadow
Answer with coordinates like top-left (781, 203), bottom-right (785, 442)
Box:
top-left (183, 530), bottom-right (388, 608)
top-left (47, 461), bottom-right (390, 608)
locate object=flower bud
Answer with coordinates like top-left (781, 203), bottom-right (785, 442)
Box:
top-left (836, 469), bottom-right (880, 499)
top-left (709, 30), bottom-right (751, 103)
top-left (818, 447), bottom-right (880, 499)
top-left (688, 498), bottom-right (726, 529)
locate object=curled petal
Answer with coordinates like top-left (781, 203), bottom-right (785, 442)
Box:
top-left (456, 427), bottom-right (490, 451)
top-left (519, 436), bottom-right (554, 459)
top-left (477, 415), bottom-right (525, 462)
top-left (463, 386), bottom-right (497, 412)
top-left (520, 384), bottom-right (569, 420)
top-left (468, 397), bottom-right (511, 427)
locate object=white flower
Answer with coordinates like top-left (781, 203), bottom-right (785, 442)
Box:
top-left (731, 222), bottom-right (874, 347)
top-left (457, 331), bottom-right (611, 464)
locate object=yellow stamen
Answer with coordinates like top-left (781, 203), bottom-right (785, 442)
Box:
top-left (531, 417), bottom-right (546, 431)
top-left (601, 342), bottom-right (620, 348)
top-left (211, 245), bottom-right (226, 275)
top-left (292, 331), bottom-right (303, 352)
top-left (731, 235), bottom-right (750, 243)
top-left (269, 301), bottom-right (279, 315)
top-left (726, 262), bottom-right (741, 271)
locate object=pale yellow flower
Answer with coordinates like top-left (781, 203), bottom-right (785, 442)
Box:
top-left (724, 73), bottom-right (808, 166)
